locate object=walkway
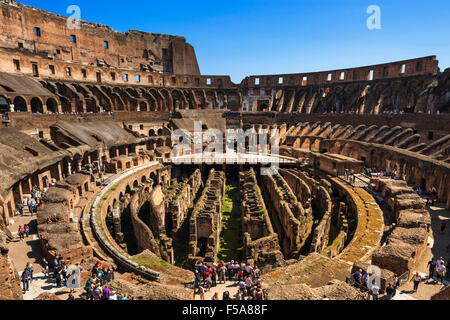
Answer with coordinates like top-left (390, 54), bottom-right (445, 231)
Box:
top-left (193, 280), bottom-right (240, 300)
top-left (6, 205), bottom-right (66, 300)
top-left (393, 201), bottom-right (450, 300)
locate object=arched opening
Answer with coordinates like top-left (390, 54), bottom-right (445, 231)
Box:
top-left (13, 96), bottom-right (27, 112)
top-left (46, 98), bottom-right (58, 114)
top-left (150, 172), bottom-right (156, 187)
top-left (140, 102), bottom-right (148, 112)
top-left (149, 129), bottom-right (156, 137)
top-left (0, 96), bottom-right (9, 113)
top-left (30, 97), bottom-right (44, 114)
top-left (157, 129), bottom-right (163, 136)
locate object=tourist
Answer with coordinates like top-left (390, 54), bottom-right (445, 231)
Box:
top-left (105, 267), bottom-right (114, 283)
top-left (234, 289), bottom-right (242, 300)
top-left (227, 261), bottom-right (233, 279)
top-left (237, 268), bottom-right (244, 283)
top-left (223, 291), bottom-right (231, 300)
top-left (24, 224), bottom-right (30, 238)
top-left (385, 283), bottom-right (394, 300)
top-left (211, 292), bottom-right (219, 301)
top-left (26, 263), bottom-right (34, 282)
top-left (18, 226), bottom-right (24, 241)
top-left (119, 293), bottom-right (128, 300)
top-left (41, 258), bottom-right (49, 278)
top-left (255, 286), bottom-right (264, 300)
top-left (437, 263), bottom-right (446, 283)
top-left (413, 272), bottom-right (422, 292)
top-left (55, 269), bottom-right (63, 288)
top-left (371, 284), bottom-right (380, 300)
top-left (253, 266), bottom-right (260, 278)
top-left (198, 285), bottom-right (205, 300)
top-left (18, 202), bottom-right (24, 216)
top-left (361, 272), bottom-right (369, 287)
top-left (352, 269), bottom-right (362, 283)
top-left (392, 274), bottom-right (399, 296)
top-left (205, 269), bottom-right (212, 291)
top-left (245, 276), bottom-right (252, 294)
top-left (109, 290), bottom-right (118, 300)
top-left (21, 268), bottom-right (31, 293)
top-left (84, 278), bottom-right (95, 299)
top-left (102, 285), bottom-right (111, 300)
top-left (428, 259), bottom-right (437, 279)
top-left (61, 263), bottom-right (68, 285)
top-left (220, 263), bottom-right (227, 283)
top-left (238, 279), bottom-right (246, 292)
top-left (27, 200), bottom-right (32, 215)
top-left (211, 266), bottom-right (217, 287)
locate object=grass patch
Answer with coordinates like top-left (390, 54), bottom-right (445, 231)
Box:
top-left (132, 255), bottom-right (172, 270)
top-left (217, 186), bottom-right (243, 262)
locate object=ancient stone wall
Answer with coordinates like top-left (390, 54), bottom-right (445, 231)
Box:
top-left (166, 169), bottom-right (202, 235)
top-left (240, 169), bottom-right (282, 267)
top-left (260, 172), bottom-right (312, 258)
top-left (0, 0), bottom-right (201, 75)
top-left (371, 178), bottom-right (430, 276)
top-left (188, 169), bottom-right (225, 263)
top-left (241, 56), bottom-right (438, 88)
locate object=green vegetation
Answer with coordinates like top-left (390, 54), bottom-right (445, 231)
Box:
top-left (132, 255), bottom-right (172, 270)
top-left (217, 186), bottom-right (243, 262)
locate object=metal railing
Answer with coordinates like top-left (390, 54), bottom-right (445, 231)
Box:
top-left (345, 277), bottom-right (372, 300)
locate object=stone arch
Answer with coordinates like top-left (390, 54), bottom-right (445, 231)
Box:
top-left (139, 101), bottom-right (148, 112)
top-left (13, 96), bottom-right (27, 112)
top-left (149, 129), bottom-right (156, 137)
top-left (46, 97), bottom-right (58, 113)
top-left (125, 185), bottom-right (131, 194)
top-left (30, 97), bottom-right (44, 114)
top-left (150, 172), bottom-right (156, 187)
top-left (157, 129), bottom-right (163, 136)
top-left (0, 95), bottom-right (9, 113)
top-left (160, 89), bottom-right (173, 112)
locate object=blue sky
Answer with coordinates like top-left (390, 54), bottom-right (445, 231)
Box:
top-left (20, 0), bottom-right (450, 83)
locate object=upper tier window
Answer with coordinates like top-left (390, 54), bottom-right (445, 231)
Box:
top-left (71, 35), bottom-right (77, 43)
top-left (34, 27), bottom-right (41, 37)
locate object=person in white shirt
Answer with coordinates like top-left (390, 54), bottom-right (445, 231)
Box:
top-left (109, 290), bottom-right (118, 300)
top-left (371, 285), bottom-right (380, 300)
top-left (413, 272), bottom-right (422, 292)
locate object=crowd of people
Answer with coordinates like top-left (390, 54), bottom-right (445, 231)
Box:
top-left (16, 186), bottom-right (46, 217)
top-left (351, 268), bottom-right (400, 300)
top-left (193, 260), bottom-right (265, 300)
top-left (427, 257), bottom-right (449, 284)
top-left (351, 255), bottom-right (449, 300)
top-left (83, 261), bottom-right (120, 300)
top-left (414, 185), bottom-right (439, 206)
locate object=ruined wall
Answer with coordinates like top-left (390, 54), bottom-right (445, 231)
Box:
top-left (129, 184), bottom-right (173, 263)
top-left (371, 178), bottom-right (430, 276)
top-left (0, 217), bottom-right (22, 300)
top-left (166, 169), bottom-right (202, 235)
top-left (188, 169), bottom-right (224, 263)
top-left (0, 0), bottom-right (200, 75)
top-left (240, 169), bottom-right (282, 267)
top-left (240, 67), bottom-right (448, 115)
top-left (260, 172), bottom-right (312, 258)
top-left (242, 56), bottom-right (438, 88)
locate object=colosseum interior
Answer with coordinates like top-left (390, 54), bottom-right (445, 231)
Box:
top-left (0, 0), bottom-right (449, 302)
